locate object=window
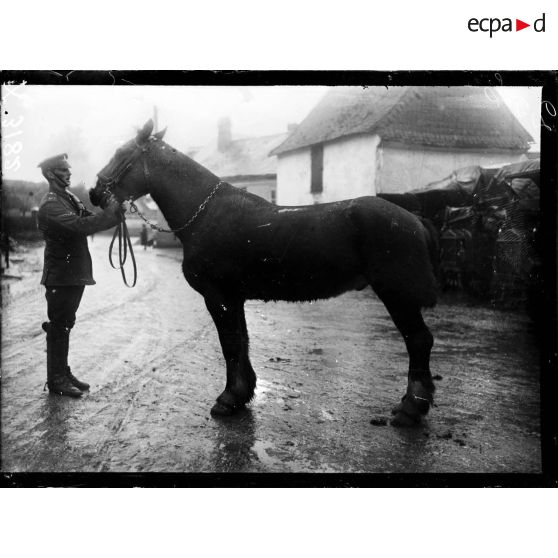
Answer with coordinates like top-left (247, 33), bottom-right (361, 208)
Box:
top-left (270, 189), bottom-right (277, 204)
top-left (310, 144), bottom-right (324, 194)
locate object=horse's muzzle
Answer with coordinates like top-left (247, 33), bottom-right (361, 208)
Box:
top-left (89, 183), bottom-right (113, 208)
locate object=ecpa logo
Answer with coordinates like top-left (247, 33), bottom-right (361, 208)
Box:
top-left (468, 13), bottom-right (546, 37)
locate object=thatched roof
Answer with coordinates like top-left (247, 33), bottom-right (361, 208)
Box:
top-left (271, 86), bottom-right (533, 155)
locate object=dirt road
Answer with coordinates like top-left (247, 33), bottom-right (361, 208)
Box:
top-left (1, 234), bottom-right (541, 474)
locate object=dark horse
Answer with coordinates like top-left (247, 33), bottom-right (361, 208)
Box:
top-left (91, 120), bottom-right (438, 426)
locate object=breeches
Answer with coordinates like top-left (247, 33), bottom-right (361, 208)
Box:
top-left (45, 286), bottom-right (85, 330)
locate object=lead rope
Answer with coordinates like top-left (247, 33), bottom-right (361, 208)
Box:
top-left (109, 211), bottom-right (137, 288)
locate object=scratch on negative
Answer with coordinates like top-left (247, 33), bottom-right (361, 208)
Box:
top-left (257, 223), bottom-right (271, 228)
top-left (279, 232), bottom-right (297, 262)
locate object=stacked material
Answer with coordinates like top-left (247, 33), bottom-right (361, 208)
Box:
top-left (381, 159), bottom-right (540, 307)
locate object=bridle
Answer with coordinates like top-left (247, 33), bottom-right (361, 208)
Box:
top-left (94, 139), bottom-right (150, 288)
top-left (96, 137), bottom-right (223, 288)
top-left (97, 140), bottom-right (150, 192)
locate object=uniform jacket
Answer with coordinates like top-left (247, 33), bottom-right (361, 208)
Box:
top-left (38, 186), bottom-right (119, 286)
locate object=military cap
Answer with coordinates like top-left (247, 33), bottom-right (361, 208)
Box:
top-left (37, 153), bottom-right (71, 170)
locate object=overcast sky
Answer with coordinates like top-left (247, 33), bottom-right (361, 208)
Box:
top-left (2, 85), bottom-right (542, 186)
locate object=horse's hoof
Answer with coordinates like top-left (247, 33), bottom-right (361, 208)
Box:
top-left (391, 397), bottom-right (405, 415)
top-left (392, 384), bottom-right (433, 417)
top-left (210, 401), bottom-right (236, 416)
top-left (391, 411), bottom-right (421, 427)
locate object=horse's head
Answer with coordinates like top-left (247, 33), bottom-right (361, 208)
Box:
top-left (90, 119), bottom-right (166, 207)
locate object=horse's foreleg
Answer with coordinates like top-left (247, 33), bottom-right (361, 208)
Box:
top-left (381, 298), bottom-right (435, 427)
top-left (204, 296), bottom-right (256, 416)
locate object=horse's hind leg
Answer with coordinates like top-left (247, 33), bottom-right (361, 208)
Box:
top-left (204, 296), bottom-right (256, 416)
top-left (380, 296), bottom-right (435, 427)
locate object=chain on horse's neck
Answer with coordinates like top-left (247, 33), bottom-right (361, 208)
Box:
top-left (138, 143), bottom-right (224, 234)
top-left (127, 180), bottom-right (224, 234)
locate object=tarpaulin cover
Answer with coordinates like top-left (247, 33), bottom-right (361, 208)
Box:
top-left (477, 159), bottom-right (540, 206)
top-left (408, 165), bottom-right (496, 221)
top-left (415, 165), bottom-right (483, 196)
top-left (493, 159), bottom-right (540, 185)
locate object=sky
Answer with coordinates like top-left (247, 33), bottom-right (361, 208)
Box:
top-left (2, 84), bottom-right (542, 186)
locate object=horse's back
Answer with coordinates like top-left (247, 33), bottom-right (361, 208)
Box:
top-left (184, 191), bottom-right (436, 307)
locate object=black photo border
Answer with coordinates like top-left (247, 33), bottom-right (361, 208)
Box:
top-left (1, 69), bottom-right (556, 488)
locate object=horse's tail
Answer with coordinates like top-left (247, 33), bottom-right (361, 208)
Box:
top-left (420, 217), bottom-right (440, 278)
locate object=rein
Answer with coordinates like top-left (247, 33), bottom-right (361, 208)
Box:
top-left (109, 212), bottom-right (138, 288)
top-left (97, 139), bottom-right (223, 287)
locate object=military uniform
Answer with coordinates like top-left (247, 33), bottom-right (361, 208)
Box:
top-left (38, 153), bottom-right (121, 397)
top-left (38, 185), bottom-right (117, 286)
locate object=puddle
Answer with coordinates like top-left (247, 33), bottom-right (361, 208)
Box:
top-left (251, 440), bottom-right (284, 468)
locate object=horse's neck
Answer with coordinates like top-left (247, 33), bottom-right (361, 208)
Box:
top-left (148, 147), bottom-right (220, 232)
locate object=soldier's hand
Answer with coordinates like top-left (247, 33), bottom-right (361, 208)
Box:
top-left (103, 194), bottom-right (122, 215)
top-left (99, 191), bottom-right (113, 209)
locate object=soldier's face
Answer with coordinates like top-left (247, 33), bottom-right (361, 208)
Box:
top-left (52, 168), bottom-right (71, 187)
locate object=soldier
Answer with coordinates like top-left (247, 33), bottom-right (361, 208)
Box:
top-left (140, 223), bottom-right (149, 250)
top-left (38, 153), bottom-right (122, 397)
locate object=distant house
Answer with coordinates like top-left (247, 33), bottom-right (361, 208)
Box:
top-left (271, 86), bottom-right (533, 205)
top-left (190, 117), bottom-right (288, 204)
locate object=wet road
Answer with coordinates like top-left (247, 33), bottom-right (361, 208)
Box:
top-left (1, 234), bottom-right (541, 473)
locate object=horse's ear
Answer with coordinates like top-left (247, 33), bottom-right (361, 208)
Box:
top-left (137, 119), bottom-right (154, 144)
top-left (153, 127), bottom-right (167, 141)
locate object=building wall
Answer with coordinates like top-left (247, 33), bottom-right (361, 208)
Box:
top-left (229, 177), bottom-right (276, 204)
top-left (276, 149), bottom-right (311, 205)
top-left (323, 135), bottom-right (380, 201)
top-left (377, 144), bottom-right (527, 193)
top-left (277, 135), bottom-right (380, 205)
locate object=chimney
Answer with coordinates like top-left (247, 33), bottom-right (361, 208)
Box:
top-left (218, 117), bottom-right (232, 152)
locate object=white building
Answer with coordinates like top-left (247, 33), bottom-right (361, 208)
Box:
top-left (271, 87), bottom-right (533, 205)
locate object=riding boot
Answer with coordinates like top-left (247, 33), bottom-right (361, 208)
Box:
top-left (65, 366), bottom-right (90, 391)
top-left (45, 324), bottom-right (83, 398)
top-left (48, 322), bottom-right (90, 390)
